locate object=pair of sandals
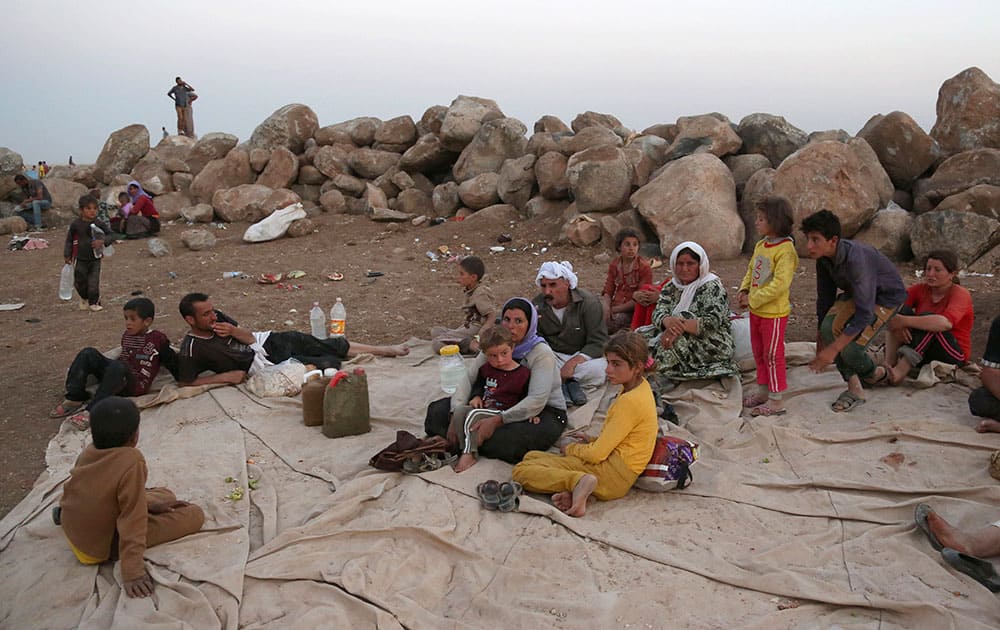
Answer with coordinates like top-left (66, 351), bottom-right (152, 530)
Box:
top-left (402, 453), bottom-right (457, 474)
top-left (742, 393), bottom-right (786, 417)
top-left (50, 401), bottom-right (91, 430)
top-left (476, 479), bottom-right (522, 512)
top-left (914, 503), bottom-right (1000, 593)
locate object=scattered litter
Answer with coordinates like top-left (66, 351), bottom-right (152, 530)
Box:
top-left (425, 251), bottom-right (439, 261)
top-left (650, 257), bottom-right (663, 269)
top-left (222, 271), bottom-right (244, 279)
top-left (540, 247), bottom-right (548, 254)
top-left (366, 271), bottom-right (384, 278)
top-left (257, 273), bottom-right (283, 284)
top-left (167, 271), bottom-right (177, 279)
top-left (215, 222), bottom-right (228, 230)
top-left (288, 308), bottom-right (298, 313)
top-left (248, 478), bottom-right (260, 490)
top-left (274, 283), bottom-right (302, 290)
top-left (130, 290), bottom-right (144, 296)
top-left (429, 217), bottom-right (446, 225)
top-left (880, 452), bottom-right (905, 469)
top-left (326, 272), bottom-right (345, 281)
top-left (959, 270), bottom-right (993, 278)
top-left (284, 319), bottom-right (295, 326)
top-left (437, 245), bottom-right (450, 255)
top-left (497, 233), bottom-right (512, 243)
top-left (25, 318), bottom-right (41, 323)
top-left (8, 236), bottom-right (49, 251)
top-left (489, 246), bottom-right (505, 253)
top-left (286, 270), bottom-right (306, 279)
top-left (0, 303), bottom-right (25, 311)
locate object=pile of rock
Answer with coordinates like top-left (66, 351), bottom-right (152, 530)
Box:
top-left (1, 67), bottom-right (998, 268)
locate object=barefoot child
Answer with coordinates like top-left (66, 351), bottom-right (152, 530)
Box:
top-left (601, 228), bottom-right (652, 334)
top-left (51, 297), bottom-right (176, 430)
top-left (56, 397), bottom-right (205, 599)
top-left (64, 194), bottom-right (116, 312)
top-left (512, 331), bottom-right (657, 517)
top-left (430, 256), bottom-right (496, 355)
top-left (738, 196), bottom-right (799, 416)
top-left (449, 327), bottom-right (531, 472)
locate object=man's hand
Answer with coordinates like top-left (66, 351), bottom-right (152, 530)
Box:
top-left (471, 414), bottom-right (503, 443)
top-left (211, 322), bottom-right (238, 338)
top-left (469, 396), bottom-right (484, 409)
top-left (124, 572), bottom-right (154, 598)
top-left (220, 371), bottom-right (247, 385)
top-left (808, 345), bottom-right (839, 373)
top-left (148, 500), bottom-right (189, 515)
top-left (560, 357), bottom-right (584, 381)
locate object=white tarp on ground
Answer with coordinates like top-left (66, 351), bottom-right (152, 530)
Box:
top-left (2, 340), bottom-right (999, 629)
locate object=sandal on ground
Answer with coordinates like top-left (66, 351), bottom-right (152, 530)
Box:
top-left (862, 365), bottom-right (891, 388)
top-left (50, 400), bottom-right (84, 418)
top-left (941, 548), bottom-right (1000, 593)
top-left (477, 480), bottom-right (501, 511)
top-left (742, 393), bottom-right (769, 408)
top-left (914, 503), bottom-right (943, 551)
top-left (67, 410), bottom-right (91, 431)
top-left (402, 453), bottom-right (456, 474)
top-left (750, 404), bottom-right (787, 417)
top-left (831, 391), bottom-right (865, 413)
top-left (498, 481), bottom-right (523, 512)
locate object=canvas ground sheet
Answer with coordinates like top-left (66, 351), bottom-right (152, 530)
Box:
top-left (2, 340), bottom-right (998, 628)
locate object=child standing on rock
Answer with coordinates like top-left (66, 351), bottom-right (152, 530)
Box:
top-left (738, 196), bottom-right (799, 417)
top-left (64, 194), bottom-right (115, 312)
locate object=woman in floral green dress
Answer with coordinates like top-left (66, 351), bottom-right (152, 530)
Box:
top-left (647, 241), bottom-right (737, 381)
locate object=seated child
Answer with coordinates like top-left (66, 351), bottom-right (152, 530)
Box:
top-left (51, 297), bottom-right (176, 430)
top-left (430, 255), bottom-right (497, 355)
top-left (448, 326), bottom-right (531, 472)
top-left (512, 331), bottom-right (657, 517)
top-left (110, 191), bottom-right (131, 234)
top-left (601, 228), bottom-right (652, 334)
top-left (88, 187), bottom-right (119, 228)
top-left (57, 397), bottom-right (205, 599)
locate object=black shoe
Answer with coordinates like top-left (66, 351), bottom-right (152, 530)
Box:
top-left (52, 506), bottom-right (62, 526)
top-left (941, 548), bottom-right (1000, 593)
top-left (563, 379), bottom-right (587, 407)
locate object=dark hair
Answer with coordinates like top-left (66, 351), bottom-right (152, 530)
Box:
top-left (88, 188), bottom-right (100, 198)
top-left (118, 191), bottom-right (130, 200)
top-left (502, 298), bottom-right (533, 320)
top-left (459, 255), bottom-right (485, 281)
top-left (175, 76), bottom-right (182, 82)
top-left (924, 249), bottom-right (961, 284)
top-left (800, 209), bottom-right (841, 239)
top-left (614, 227), bottom-right (641, 252)
top-left (124, 297), bottom-right (155, 320)
top-left (480, 326), bottom-right (514, 351)
top-left (676, 247), bottom-right (701, 263)
top-left (179, 292), bottom-right (209, 319)
top-left (755, 196), bottom-right (795, 238)
top-left (90, 397), bottom-right (140, 449)
top-left (14, 174), bottom-right (27, 183)
top-left (78, 194), bottom-right (98, 209)
top-left (604, 331), bottom-right (649, 369)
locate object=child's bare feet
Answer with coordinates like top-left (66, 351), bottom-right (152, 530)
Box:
top-left (564, 474), bottom-right (598, 517)
top-left (976, 419), bottom-right (1000, 434)
top-left (927, 511), bottom-right (972, 555)
top-left (381, 344), bottom-right (410, 357)
top-left (454, 453), bottom-right (476, 472)
top-left (551, 491), bottom-right (573, 512)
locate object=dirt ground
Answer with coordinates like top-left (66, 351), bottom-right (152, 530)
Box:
top-left (2, 211), bottom-right (997, 518)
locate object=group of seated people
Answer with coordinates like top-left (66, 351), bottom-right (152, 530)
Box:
top-left (48, 196), bottom-right (1000, 598)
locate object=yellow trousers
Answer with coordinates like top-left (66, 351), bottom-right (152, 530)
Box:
top-left (512, 450), bottom-right (638, 501)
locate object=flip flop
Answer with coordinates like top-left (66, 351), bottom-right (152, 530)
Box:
top-left (742, 393), bottom-right (769, 408)
top-left (477, 480), bottom-right (501, 510)
top-left (831, 390), bottom-right (865, 413)
top-left (862, 365), bottom-right (892, 388)
top-left (257, 272), bottom-right (283, 284)
top-left (913, 503), bottom-right (943, 551)
top-left (67, 410), bottom-right (91, 431)
top-left (750, 404), bottom-right (787, 417)
top-left (50, 400), bottom-right (84, 418)
top-left (941, 548), bottom-right (1000, 593)
top-left (498, 481), bottom-right (523, 512)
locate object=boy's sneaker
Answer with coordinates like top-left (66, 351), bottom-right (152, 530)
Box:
top-left (78, 298), bottom-right (89, 311)
top-left (89, 304), bottom-right (103, 312)
top-left (52, 506), bottom-right (62, 526)
top-left (563, 379), bottom-right (588, 407)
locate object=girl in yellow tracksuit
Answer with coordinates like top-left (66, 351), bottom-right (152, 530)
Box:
top-left (512, 331), bottom-right (657, 517)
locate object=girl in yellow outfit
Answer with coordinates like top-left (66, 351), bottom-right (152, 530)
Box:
top-left (512, 331), bottom-right (657, 517)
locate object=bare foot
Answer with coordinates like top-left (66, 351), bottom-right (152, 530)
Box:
top-left (976, 419), bottom-right (1000, 434)
top-left (375, 344), bottom-right (409, 358)
top-left (927, 511), bottom-right (972, 555)
top-left (454, 453), bottom-right (476, 472)
top-left (551, 491), bottom-right (573, 512)
top-left (565, 474), bottom-right (598, 517)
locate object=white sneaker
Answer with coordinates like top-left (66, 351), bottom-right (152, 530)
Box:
top-left (78, 299), bottom-right (89, 311)
top-left (89, 304), bottom-right (103, 312)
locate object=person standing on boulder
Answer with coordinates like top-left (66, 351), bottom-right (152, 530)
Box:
top-left (167, 77), bottom-right (197, 137)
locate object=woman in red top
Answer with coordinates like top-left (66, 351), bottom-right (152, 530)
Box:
top-left (884, 250), bottom-right (974, 385)
top-left (600, 228), bottom-right (652, 334)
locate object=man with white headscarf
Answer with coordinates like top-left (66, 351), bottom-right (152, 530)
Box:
top-left (532, 261), bottom-right (609, 406)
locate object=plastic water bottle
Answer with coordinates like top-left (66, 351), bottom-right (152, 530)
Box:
top-left (91, 224), bottom-right (105, 259)
top-left (329, 298), bottom-right (346, 337)
top-left (59, 263), bottom-right (74, 300)
top-left (310, 302), bottom-right (327, 339)
top-left (222, 271), bottom-right (243, 279)
top-left (439, 345), bottom-right (465, 395)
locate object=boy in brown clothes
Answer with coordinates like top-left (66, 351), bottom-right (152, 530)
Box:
top-left (56, 397), bottom-right (205, 598)
top-left (430, 256), bottom-right (497, 355)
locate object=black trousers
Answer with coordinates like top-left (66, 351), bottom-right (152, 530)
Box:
top-left (425, 397), bottom-right (567, 464)
top-left (897, 306), bottom-right (965, 366)
top-left (262, 332), bottom-right (350, 371)
top-left (64, 348), bottom-right (133, 410)
top-left (970, 388), bottom-right (1000, 420)
top-left (74, 259), bottom-right (101, 305)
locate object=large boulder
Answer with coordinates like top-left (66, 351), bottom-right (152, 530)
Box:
top-left (930, 67), bottom-right (1000, 157)
top-left (534, 115), bottom-right (571, 134)
top-left (151, 134), bottom-right (196, 163)
top-left (432, 182), bottom-right (460, 216)
top-left (347, 148), bottom-right (399, 179)
top-left (312, 144), bottom-right (352, 179)
top-left (457, 172), bottom-right (500, 210)
top-left (246, 104), bottom-right (319, 154)
top-left (808, 129), bottom-right (852, 144)
top-left (910, 210), bottom-right (1000, 268)
top-left (738, 168), bottom-right (776, 250)
top-left (190, 149), bottom-right (254, 204)
top-left (524, 196), bottom-right (570, 219)
top-left (256, 147), bottom-right (298, 189)
top-left (93, 125), bottom-right (150, 184)
top-left (854, 204), bottom-right (913, 261)
top-left (324, 173), bottom-right (366, 197)
top-left (535, 151), bottom-right (570, 199)
top-left (130, 157), bottom-right (173, 195)
top-left (439, 95), bottom-right (505, 152)
top-left (497, 154), bottom-right (536, 211)
top-left (771, 139), bottom-right (893, 248)
top-left (181, 203), bottom-right (214, 223)
top-left (417, 105), bottom-right (447, 136)
top-left (249, 148), bottom-right (270, 173)
top-left (0, 215), bottom-right (28, 235)
top-left (641, 123), bottom-right (679, 143)
top-left (186, 133), bottom-right (238, 176)
top-left (857, 111), bottom-right (938, 188)
top-left (566, 145), bottom-right (632, 213)
top-left (453, 118), bottom-right (528, 183)
top-left (399, 134), bottom-right (456, 173)
top-left (630, 153), bottom-right (744, 259)
top-left (343, 117), bottom-right (382, 146)
top-left (914, 149), bottom-right (1000, 212)
top-left (153, 192), bottom-right (192, 221)
top-left (566, 214), bottom-right (602, 247)
top-left (172, 172), bottom-right (193, 196)
top-left (373, 115), bottom-right (418, 150)
top-left (724, 154), bottom-right (772, 196)
top-left (571, 111), bottom-right (629, 138)
top-left (364, 183), bottom-right (389, 211)
top-left (664, 114), bottom-right (742, 161)
top-left (297, 165), bottom-right (325, 185)
top-left (212, 184), bottom-right (299, 223)
top-left (313, 124), bottom-right (353, 146)
top-left (935, 184), bottom-right (1000, 222)
top-left (737, 114), bottom-right (808, 167)
top-left (558, 126), bottom-right (623, 156)
top-left (0, 148), bottom-right (25, 199)
top-left (395, 188), bottom-right (434, 215)
top-left (319, 189), bottom-right (347, 214)
top-left (181, 229), bottom-right (216, 251)
top-left (41, 178), bottom-right (88, 211)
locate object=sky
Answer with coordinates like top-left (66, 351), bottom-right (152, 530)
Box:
top-left (3, 0), bottom-right (999, 166)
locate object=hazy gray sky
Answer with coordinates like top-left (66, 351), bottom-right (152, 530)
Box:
top-left (4, 1), bottom-right (998, 165)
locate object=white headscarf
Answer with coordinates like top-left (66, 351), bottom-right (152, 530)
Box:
top-left (535, 260), bottom-right (578, 289)
top-left (669, 241), bottom-right (720, 315)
